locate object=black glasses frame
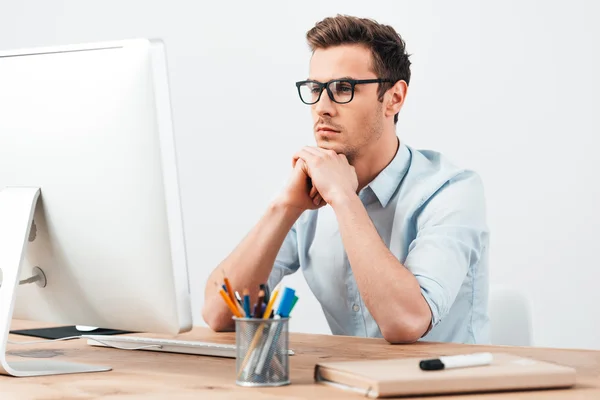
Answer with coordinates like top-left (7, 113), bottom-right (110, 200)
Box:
top-left (295, 78), bottom-right (395, 105)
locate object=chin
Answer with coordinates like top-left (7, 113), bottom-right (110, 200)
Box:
top-left (316, 140), bottom-right (352, 158)
top-left (316, 141), bottom-right (342, 152)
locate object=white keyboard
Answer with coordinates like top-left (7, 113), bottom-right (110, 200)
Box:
top-left (82, 335), bottom-right (294, 358)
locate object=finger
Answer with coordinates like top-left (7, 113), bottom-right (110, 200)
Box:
top-left (322, 148), bottom-right (338, 157)
top-left (309, 146), bottom-right (338, 156)
top-left (292, 152), bottom-right (311, 167)
top-left (309, 147), bottom-right (339, 163)
top-left (294, 157), bottom-right (304, 169)
top-left (294, 158), bottom-right (310, 176)
top-left (302, 147), bottom-right (331, 162)
top-left (295, 158), bottom-right (314, 184)
top-left (294, 148), bottom-right (317, 159)
top-left (302, 146), bottom-right (324, 157)
top-left (314, 193), bottom-right (323, 206)
top-left (337, 153), bottom-right (349, 163)
top-left (293, 149), bottom-right (319, 166)
top-left (318, 194), bottom-right (327, 206)
top-left (309, 185), bottom-right (318, 198)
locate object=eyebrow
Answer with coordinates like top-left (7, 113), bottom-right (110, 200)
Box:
top-left (306, 76), bottom-right (356, 82)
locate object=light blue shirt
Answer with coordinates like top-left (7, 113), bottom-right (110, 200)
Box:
top-left (267, 140), bottom-right (490, 344)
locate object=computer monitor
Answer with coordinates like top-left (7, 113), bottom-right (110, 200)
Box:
top-left (0, 38), bottom-right (193, 377)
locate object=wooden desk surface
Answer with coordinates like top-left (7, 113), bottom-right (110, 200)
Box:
top-left (2, 319), bottom-right (600, 399)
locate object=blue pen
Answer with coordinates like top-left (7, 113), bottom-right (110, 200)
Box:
top-left (242, 289), bottom-right (252, 317)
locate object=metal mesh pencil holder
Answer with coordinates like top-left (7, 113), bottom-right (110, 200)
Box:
top-left (234, 317), bottom-right (290, 387)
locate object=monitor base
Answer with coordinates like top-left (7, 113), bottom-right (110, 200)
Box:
top-left (0, 187), bottom-right (111, 377)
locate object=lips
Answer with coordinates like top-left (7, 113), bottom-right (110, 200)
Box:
top-left (316, 126), bottom-right (340, 133)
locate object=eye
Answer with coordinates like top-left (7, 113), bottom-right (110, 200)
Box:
top-left (334, 82), bottom-right (353, 93)
top-left (307, 83), bottom-right (322, 93)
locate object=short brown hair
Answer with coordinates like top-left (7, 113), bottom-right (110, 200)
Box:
top-left (306, 15), bottom-right (411, 124)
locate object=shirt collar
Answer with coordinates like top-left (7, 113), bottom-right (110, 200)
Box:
top-left (363, 139), bottom-right (411, 208)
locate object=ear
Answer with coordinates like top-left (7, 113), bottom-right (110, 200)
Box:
top-left (384, 80), bottom-right (408, 119)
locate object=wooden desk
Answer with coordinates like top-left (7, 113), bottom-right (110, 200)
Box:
top-left (2, 319), bottom-right (600, 399)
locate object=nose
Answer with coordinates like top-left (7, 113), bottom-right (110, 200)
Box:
top-left (313, 87), bottom-right (337, 118)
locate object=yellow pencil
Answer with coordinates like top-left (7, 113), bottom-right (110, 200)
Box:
top-left (262, 288), bottom-right (279, 320)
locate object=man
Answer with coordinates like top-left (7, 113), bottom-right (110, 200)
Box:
top-left (202, 15), bottom-right (489, 344)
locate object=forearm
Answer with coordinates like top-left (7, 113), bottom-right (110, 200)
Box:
top-left (202, 201), bottom-right (302, 331)
top-left (332, 195), bottom-right (432, 343)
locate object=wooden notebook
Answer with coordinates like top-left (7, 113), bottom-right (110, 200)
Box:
top-left (314, 353), bottom-right (576, 398)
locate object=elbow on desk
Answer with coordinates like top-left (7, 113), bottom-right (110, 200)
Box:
top-left (202, 302), bottom-right (234, 332)
top-left (380, 317), bottom-right (430, 344)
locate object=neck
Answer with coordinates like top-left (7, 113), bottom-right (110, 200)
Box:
top-left (352, 131), bottom-right (400, 192)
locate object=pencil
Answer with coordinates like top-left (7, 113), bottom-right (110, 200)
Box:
top-left (216, 283), bottom-right (242, 318)
top-left (262, 288), bottom-right (279, 320)
top-left (221, 269), bottom-right (237, 305)
top-left (220, 270), bottom-right (245, 316)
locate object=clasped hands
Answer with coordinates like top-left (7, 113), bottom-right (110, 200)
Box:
top-left (292, 147), bottom-right (359, 209)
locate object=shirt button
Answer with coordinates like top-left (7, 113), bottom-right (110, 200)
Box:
top-left (352, 304), bottom-right (360, 312)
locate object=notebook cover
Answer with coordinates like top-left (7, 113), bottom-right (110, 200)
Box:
top-left (10, 326), bottom-right (135, 340)
top-left (314, 353), bottom-right (576, 398)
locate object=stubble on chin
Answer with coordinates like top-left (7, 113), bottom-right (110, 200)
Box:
top-left (315, 138), bottom-right (357, 165)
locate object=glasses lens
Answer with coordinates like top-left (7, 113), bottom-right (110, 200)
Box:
top-left (329, 80), bottom-right (353, 103)
top-left (299, 82), bottom-right (322, 104)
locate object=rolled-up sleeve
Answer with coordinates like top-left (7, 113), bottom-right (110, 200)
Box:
top-left (267, 223), bottom-right (300, 291)
top-left (404, 171), bottom-right (489, 328)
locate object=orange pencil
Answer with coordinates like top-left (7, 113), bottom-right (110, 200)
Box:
top-left (221, 269), bottom-right (237, 305)
top-left (215, 282), bottom-right (242, 318)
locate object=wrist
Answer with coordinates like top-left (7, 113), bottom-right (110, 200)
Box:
top-left (269, 198), bottom-right (305, 220)
top-left (328, 190), bottom-right (359, 210)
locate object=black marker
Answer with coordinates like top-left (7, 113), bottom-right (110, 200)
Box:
top-left (420, 352), bottom-right (493, 371)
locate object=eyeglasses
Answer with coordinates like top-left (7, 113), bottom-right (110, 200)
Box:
top-left (295, 78), bottom-right (394, 105)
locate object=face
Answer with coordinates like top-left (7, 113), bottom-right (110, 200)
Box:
top-left (307, 44), bottom-right (385, 162)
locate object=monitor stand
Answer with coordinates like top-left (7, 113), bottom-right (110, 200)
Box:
top-left (0, 187), bottom-right (111, 377)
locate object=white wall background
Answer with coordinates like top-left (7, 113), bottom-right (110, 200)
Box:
top-left (1, 0), bottom-right (598, 350)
